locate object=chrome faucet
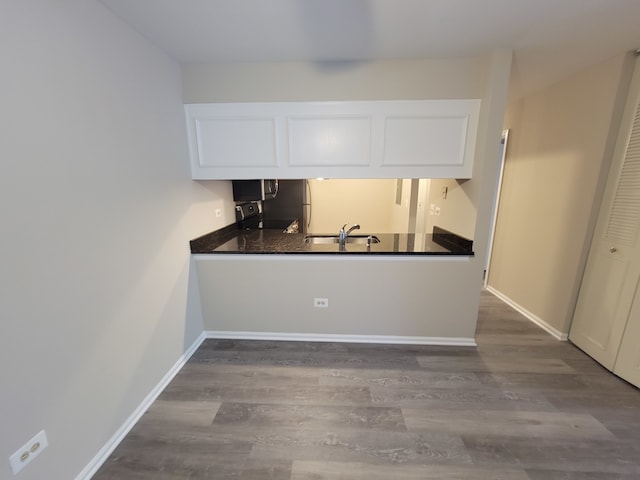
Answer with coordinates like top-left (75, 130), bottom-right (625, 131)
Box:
top-left (339, 223), bottom-right (361, 247)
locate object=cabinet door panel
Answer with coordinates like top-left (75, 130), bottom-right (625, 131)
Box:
top-left (195, 117), bottom-right (278, 168)
top-left (382, 116), bottom-right (468, 166)
top-left (288, 116), bottom-right (372, 166)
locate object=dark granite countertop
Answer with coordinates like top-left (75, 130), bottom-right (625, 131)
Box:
top-left (190, 224), bottom-right (473, 256)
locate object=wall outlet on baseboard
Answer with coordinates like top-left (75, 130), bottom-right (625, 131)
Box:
top-left (9, 430), bottom-right (48, 475)
top-left (314, 297), bottom-right (329, 308)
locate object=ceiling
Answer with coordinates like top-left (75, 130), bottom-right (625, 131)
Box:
top-left (98, 0), bottom-right (640, 99)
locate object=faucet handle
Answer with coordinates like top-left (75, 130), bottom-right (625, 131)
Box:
top-left (339, 223), bottom-right (348, 243)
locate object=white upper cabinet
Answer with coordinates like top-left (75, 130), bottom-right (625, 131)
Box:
top-left (184, 103), bottom-right (282, 173)
top-left (184, 100), bottom-right (480, 179)
top-left (288, 115), bottom-right (372, 167)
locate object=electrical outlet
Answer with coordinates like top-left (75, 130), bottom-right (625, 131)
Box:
top-left (215, 208), bottom-right (222, 218)
top-left (314, 297), bottom-right (329, 308)
top-left (9, 430), bottom-right (48, 475)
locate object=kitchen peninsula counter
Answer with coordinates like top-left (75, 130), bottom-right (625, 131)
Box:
top-left (191, 224), bottom-right (478, 344)
top-left (190, 225), bottom-right (473, 256)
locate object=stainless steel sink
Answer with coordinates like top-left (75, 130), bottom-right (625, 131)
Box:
top-left (303, 235), bottom-right (380, 245)
top-left (303, 235), bottom-right (340, 244)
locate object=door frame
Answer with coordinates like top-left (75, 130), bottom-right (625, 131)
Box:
top-left (484, 129), bottom-right (509, 287)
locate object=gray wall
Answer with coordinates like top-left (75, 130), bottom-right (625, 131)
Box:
top-left (197, 256), bottom-right (480, 341)
top-left (0, 1), bottom-right (230, 478)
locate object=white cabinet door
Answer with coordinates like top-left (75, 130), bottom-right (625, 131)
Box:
top-left (569, 57), bottom-right (640, 376)
top-left (185, 104), bottom-right (283, 179)
top-left (380, 100), bottom-right (480, 179)
top-left (185, 100), bottom-right (480, 179)
top-left (288, 115), bottom-right (372, 167)
top-left (194, 117), bottom-right (278, 168)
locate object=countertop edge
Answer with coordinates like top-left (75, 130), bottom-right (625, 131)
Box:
top-left (190, 224), bottom-right (474, 256)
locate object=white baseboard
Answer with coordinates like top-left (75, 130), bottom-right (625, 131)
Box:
top-left (485, 286), bottom-right (569, 341)
top-left (205, 330), bottom-right (477, 346)
top-left (75, 331), bottom-right (207, 480)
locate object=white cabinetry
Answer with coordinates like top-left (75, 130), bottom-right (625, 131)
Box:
top-left (184, 103), bottom-right (282, 172)
top-left (288, 115), bottom-right (372, 167)
top-left (185, 100), bottom-right (480, 179)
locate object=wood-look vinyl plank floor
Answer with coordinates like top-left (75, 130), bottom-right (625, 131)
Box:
top-left (402, 408), bottom-right (615, 439)
top-left (93, 290), bottom-right (640, 479)
top-left (462, 434), bottom-right (640, 475)
top-left (290, 460), bottom-right (531, 480)
top-left (246, 428), bottom-right (472, 466)
top-left (212, 402), bottom-right (407, 431)
top-left (161, 383), bottom-right (373, 406)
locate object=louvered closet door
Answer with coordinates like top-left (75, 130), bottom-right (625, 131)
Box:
top-left (569, 56), bottom-right (640, 372)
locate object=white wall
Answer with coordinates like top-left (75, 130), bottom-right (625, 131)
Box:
top-left (0, 2), bottom-right (231, 479)
top-left (488, 53), bottom-right (634, 335)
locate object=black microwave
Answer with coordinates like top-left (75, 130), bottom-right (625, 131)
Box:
top-left (232, 179), bottom-right (279, 201)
